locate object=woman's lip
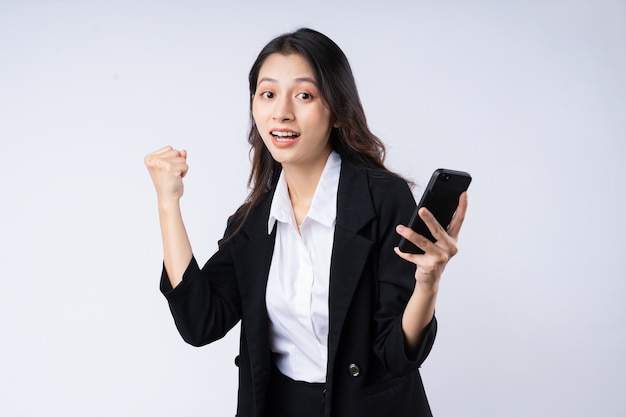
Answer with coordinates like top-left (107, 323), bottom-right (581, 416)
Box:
top-left (269, 129), bottom-right (300, 147)
top-left (270, 134), bottom-right (299, 148)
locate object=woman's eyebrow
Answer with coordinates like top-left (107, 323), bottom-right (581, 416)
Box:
top-left (257, 76), bottom-right (318, 86)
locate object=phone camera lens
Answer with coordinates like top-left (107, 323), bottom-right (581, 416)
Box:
top-left (441, 173), bottom-right (451, 182)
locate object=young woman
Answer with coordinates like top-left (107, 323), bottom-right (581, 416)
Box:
top-left (145, 28), bottom-right (468, 417)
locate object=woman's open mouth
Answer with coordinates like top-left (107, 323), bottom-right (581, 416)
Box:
top-left (270, 131), bottom-right (300, 147)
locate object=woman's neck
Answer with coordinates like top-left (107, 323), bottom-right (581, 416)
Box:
top-left (282, 152), bottom-right (331, 225)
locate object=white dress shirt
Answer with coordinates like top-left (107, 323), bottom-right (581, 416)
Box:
top-left (265, 151), bottom-right (341, 383)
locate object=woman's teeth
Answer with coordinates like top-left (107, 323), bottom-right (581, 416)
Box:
top-left (271, 131), bottom-right (300, 141)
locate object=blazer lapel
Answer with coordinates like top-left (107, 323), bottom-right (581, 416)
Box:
top-left (229, 195), bottom-right (276, 413)
top-left (327, 163), bottom-right (377, 363)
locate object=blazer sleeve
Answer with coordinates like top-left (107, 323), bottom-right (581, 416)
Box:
top-left (159, 227), bottom-right (242, 347)
top-left (371, 174), bottom-right (437, 374)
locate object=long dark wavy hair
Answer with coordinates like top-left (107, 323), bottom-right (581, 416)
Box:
top-left (227, 28), bottom-right (393, 237)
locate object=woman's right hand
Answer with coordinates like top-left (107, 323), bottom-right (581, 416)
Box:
top-left (144, 146), bottom-right (193, 287)
top-left (144, 146), bottom-right (189, 203)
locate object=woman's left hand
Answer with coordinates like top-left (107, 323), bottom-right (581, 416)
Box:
top-left (394, 192), bottom-right (468, 289)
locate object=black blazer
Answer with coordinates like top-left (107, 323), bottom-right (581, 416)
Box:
top-left (160, 161), bottom-right (437, 417)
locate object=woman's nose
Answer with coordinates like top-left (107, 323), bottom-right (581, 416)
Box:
top-left (272, 96), bottom-right (294, 122)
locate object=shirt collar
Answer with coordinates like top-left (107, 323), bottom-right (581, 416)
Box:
top-left (268, 151), bottom-right (342, 234)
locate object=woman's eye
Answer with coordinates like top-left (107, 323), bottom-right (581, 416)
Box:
top-left (261, 91), bottom-right (274, 99)
top-left (296, 92), bottom-right (312, 100)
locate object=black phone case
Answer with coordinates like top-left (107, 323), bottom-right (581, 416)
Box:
top-left (398, 168), bottom-right (472, 254)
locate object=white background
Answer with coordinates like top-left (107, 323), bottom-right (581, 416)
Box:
top-left (1, 0), bottom-right (624, 416)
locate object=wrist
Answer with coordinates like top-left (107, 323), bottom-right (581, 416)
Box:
top-left (414, 280), bottom-right (439, 296)
top-left (157, 197), bottom-right (182, 214)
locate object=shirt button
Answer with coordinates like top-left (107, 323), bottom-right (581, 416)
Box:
top-left (348, 363), bottom-right (361, 377)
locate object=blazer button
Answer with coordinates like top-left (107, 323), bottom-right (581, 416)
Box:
top-left (234, 355), bottom-right (240, 367)
top-left (348, 363), bottom-right (361, 377)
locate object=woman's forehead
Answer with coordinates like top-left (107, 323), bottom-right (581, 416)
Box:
top-left (256, 53), bottom-right (317, 85)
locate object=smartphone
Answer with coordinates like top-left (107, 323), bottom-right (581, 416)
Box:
top-left (398, 169), bottom-right (472, 254)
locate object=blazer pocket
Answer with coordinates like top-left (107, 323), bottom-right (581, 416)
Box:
top-left (361, 370), bottom-right (420, 413)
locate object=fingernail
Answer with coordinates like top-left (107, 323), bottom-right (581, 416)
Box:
top-left (396, 225), bottom-right (405, 233)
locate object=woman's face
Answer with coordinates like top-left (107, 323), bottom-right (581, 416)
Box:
top-left (252, 53), bottom-right (335, 170)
